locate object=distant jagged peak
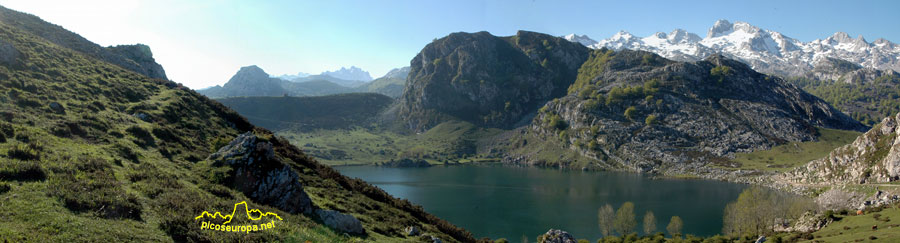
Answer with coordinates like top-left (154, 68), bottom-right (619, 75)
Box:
top-left (707, 19), bottom-right (734, 38)
top-left (381, 66), bottom-right (410, 79)
top-left (562, 33), bottom-right (598, 47)
top-left (667, 28), bottom-right (701, 44)
top-left (321, 66), bottom-right (373, 82)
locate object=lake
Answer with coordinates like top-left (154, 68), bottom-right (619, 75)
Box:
top-left (336, 165), bottom-right (749, 240)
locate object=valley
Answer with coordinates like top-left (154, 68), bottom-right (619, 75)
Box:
top-left (3, 1), bottom-right (900, 242)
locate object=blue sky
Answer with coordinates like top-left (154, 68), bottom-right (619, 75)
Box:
top-left (1, 0), bottom-right (897, 89)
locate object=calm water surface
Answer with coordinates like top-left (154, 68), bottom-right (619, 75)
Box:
top-left (337, 165), bottom-right (748, 240)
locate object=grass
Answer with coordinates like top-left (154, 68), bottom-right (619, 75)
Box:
top-left (724, 128), bottom-right (861, 172)
top-left (807, 206), bottom-right (900, 242)
top-left (0, 13), bottom-right (475, 242)
top-left (280, 120), bottom-right (505, 166)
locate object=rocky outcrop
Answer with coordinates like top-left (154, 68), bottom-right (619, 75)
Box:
top-left (398, 30), bottom-right (590, 131)
top-left (773, 212), bottom-right (831, 233)
top-left (782, 113), bottom-right (900, 184)
top-left (521, 50), bottom-right (865, 172)
top-left (538, 229), bottom-right (576, 243)
top-left (0, 6), bottom-right (167, 79)
top-left (315, 209), bottom-right (365, 235)
top-left (0, 39), bottom-right (20, 65)
top-left (208, 132), bottom-right (315, 215)
top-left (106, 44), bottom-right (167, 80)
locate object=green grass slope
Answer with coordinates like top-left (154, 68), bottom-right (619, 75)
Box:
top-left (0, 12), bottom-right (474, 242)
top-left (217, 93), bottom-right (394, 131)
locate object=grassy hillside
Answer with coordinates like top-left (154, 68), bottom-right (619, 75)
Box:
top-left (280, 120), bottom-right (505, 166)
top-left (0, 10), bottom-right (474, 242)
top-left (217, 93), bottom-right (394, 131)
top-left (791, 74), bottom-right (900, 126)
top-left (720, 128), bottom-right (862, 172)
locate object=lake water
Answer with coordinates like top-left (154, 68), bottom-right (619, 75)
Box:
top-left (337, 165), bottom-right (749, 240)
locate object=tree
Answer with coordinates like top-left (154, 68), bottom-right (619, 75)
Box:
top-left (667, 216), bottom-right (683, 237)
top-left (624, 106), bottom-right (637, 121)
top-left (645, 114), bottom-right (658, 126)
top-left (643, 211), bottom-right (657, 235)
top-left (598, 204), bottom-right (615, 237)
top-left (613, 202), bottom-right (637, 235)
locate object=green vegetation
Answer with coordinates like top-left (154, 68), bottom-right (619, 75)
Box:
top-left (810, 205), bottom-right (900, 242)
top-left (614, 202), bottom-right (637, 235)
top-left (666, 216), bottom-right (683, 237)
top-left (642, 211), bottom-right (656, 235)
top-left (624, 106), bottom-right (638, 121)
top-left (279, 120), bottom-right (504, 165)
top-left (644, 115), bottom-right (658, 126)
top-left (791, 74), bottom-right (900, 126)
top-left (217, 93), bottom-right (394, 131)
top-left (722, 187), bottom-right (816, 237)
top-left (709, 65), bottom-right (732, 84)
top-left (0, 12), bottom-right (473, 242)
top-left (569, 49), bottom-right (614, 94)
top-left (724, 128), bottom-right (861, 172)
top-left (598, 204), bottom-right (615, 237)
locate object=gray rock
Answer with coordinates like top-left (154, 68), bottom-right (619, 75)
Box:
top-left (782, 112), bottom-right (900, 185)
top-left (208, 132), bottom-right (314, 215)
top-left (755, 236), bottom-right (766, 243)
top-left (539, 229), bottom-right (576, 243)
top-left (49, 102), bottom-right (65, 114)
top-left (405, 225), bottom-right (421, 236)
top-left (0, 39), bottom-right (20, 65)
top-left (315, 209), bottom-right (365, 235)
top-left (132, 112), bottom-right (151, 122)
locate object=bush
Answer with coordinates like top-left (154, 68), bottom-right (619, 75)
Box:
top-left (624, 106), bottom-right (637, 121)
top-left (48, 157), bottom-right (142, 219)
top-left (7, 142), bottom-right (41, 161)
top-left (0, 183), bottom-right (9, 194)
top-left (710, 66), bottom-right (732, 84)
top-left (209, 136), bottom-right (232, 153)
top-left (126, 125), bottom-right (155, 147)
top-left (645, 115), bottom-right (658, 126)
top-left (0, 159), bottom-right (46, 181)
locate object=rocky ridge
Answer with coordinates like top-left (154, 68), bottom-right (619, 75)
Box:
top-left (398, 30), bottom-right (590, 131)
top-left (564, 20), bottom-right (900, 78)
top-left (519, 49), bottom-right (865, 173)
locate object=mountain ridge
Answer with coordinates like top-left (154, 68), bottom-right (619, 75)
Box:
top-left (563, 19), bottom-right (900, 77)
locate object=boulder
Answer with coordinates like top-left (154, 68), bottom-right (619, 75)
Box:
top-left (0, 39), bottom-right (20, 65)
top-left (208, 132), bottom-right (314, 215)
top-left (405, 225), bottom-right (421, 236)
top-left (539, 229), bottom-right (576, 243)
top-left (315, 209), bottom-right (365, 235)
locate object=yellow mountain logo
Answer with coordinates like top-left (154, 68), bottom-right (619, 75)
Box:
top-left (195, 201), bottom-right (282, 233)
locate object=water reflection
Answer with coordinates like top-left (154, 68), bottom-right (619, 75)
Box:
top-left (337, 164), bottom-right (747, 240)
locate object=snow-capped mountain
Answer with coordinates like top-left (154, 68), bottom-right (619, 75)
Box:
top-left (321, 66), bottom-right (373, 82)
top-left (564, 20), bottom-right (900, 77)
top-left (563, 34), bottom-right (598, 47)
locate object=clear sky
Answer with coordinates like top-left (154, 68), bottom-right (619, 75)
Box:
top-left (0, 0), bottom-right (897, 89)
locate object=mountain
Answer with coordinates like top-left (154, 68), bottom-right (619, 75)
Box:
top-left (398, 30), bottom-right (591, 131)
top-left (0, 5), bottom-right (167, 80)
top-left (354, 66), bottom-right (409, 98)
top-left (197, 65), bottom-right (289, 98)
top-left (513, 49), bottom-right (866, 172)
top-left (566, 19), bottom-right (900, 77)
top-left (289, 74), bottom-right (366, 87)
top-left (320, 66), bottom-right (372, 82)
top-left (0, 7), bottom-right (473, 242)
top-left (217, 93), bottom-right (393, 131)
top-left (791, 58), bottom-right (900, 126)
top-left (275, 71), bottom-right (310, 80)
top-left (563, 34), bottom-right (597, 47)
top-left (782, 112), bottom-right (900, 185)
top-left (197, 66), bottom-right (363, 98)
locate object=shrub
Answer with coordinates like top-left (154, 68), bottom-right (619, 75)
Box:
top-left (710, 65), bottom-right (732, 84)
top-left (624, 106), bottom-right (637, 121)
top-left (126, 125), bottom-right (155, 147)
top-left (645, 115), bottom-right (658, 126)
top-left (48, 157), bottom-right (142, 219)
top-left (548, 114), bottom-right (567, 130)
top-left (0, 183), bottom-right (9, 194)
top-left (209, 135), bottom-right (232, 152)
top-left (0, 159), bottom-right (46, 181)
top-left (7, 142), bottom-right (41, 161)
